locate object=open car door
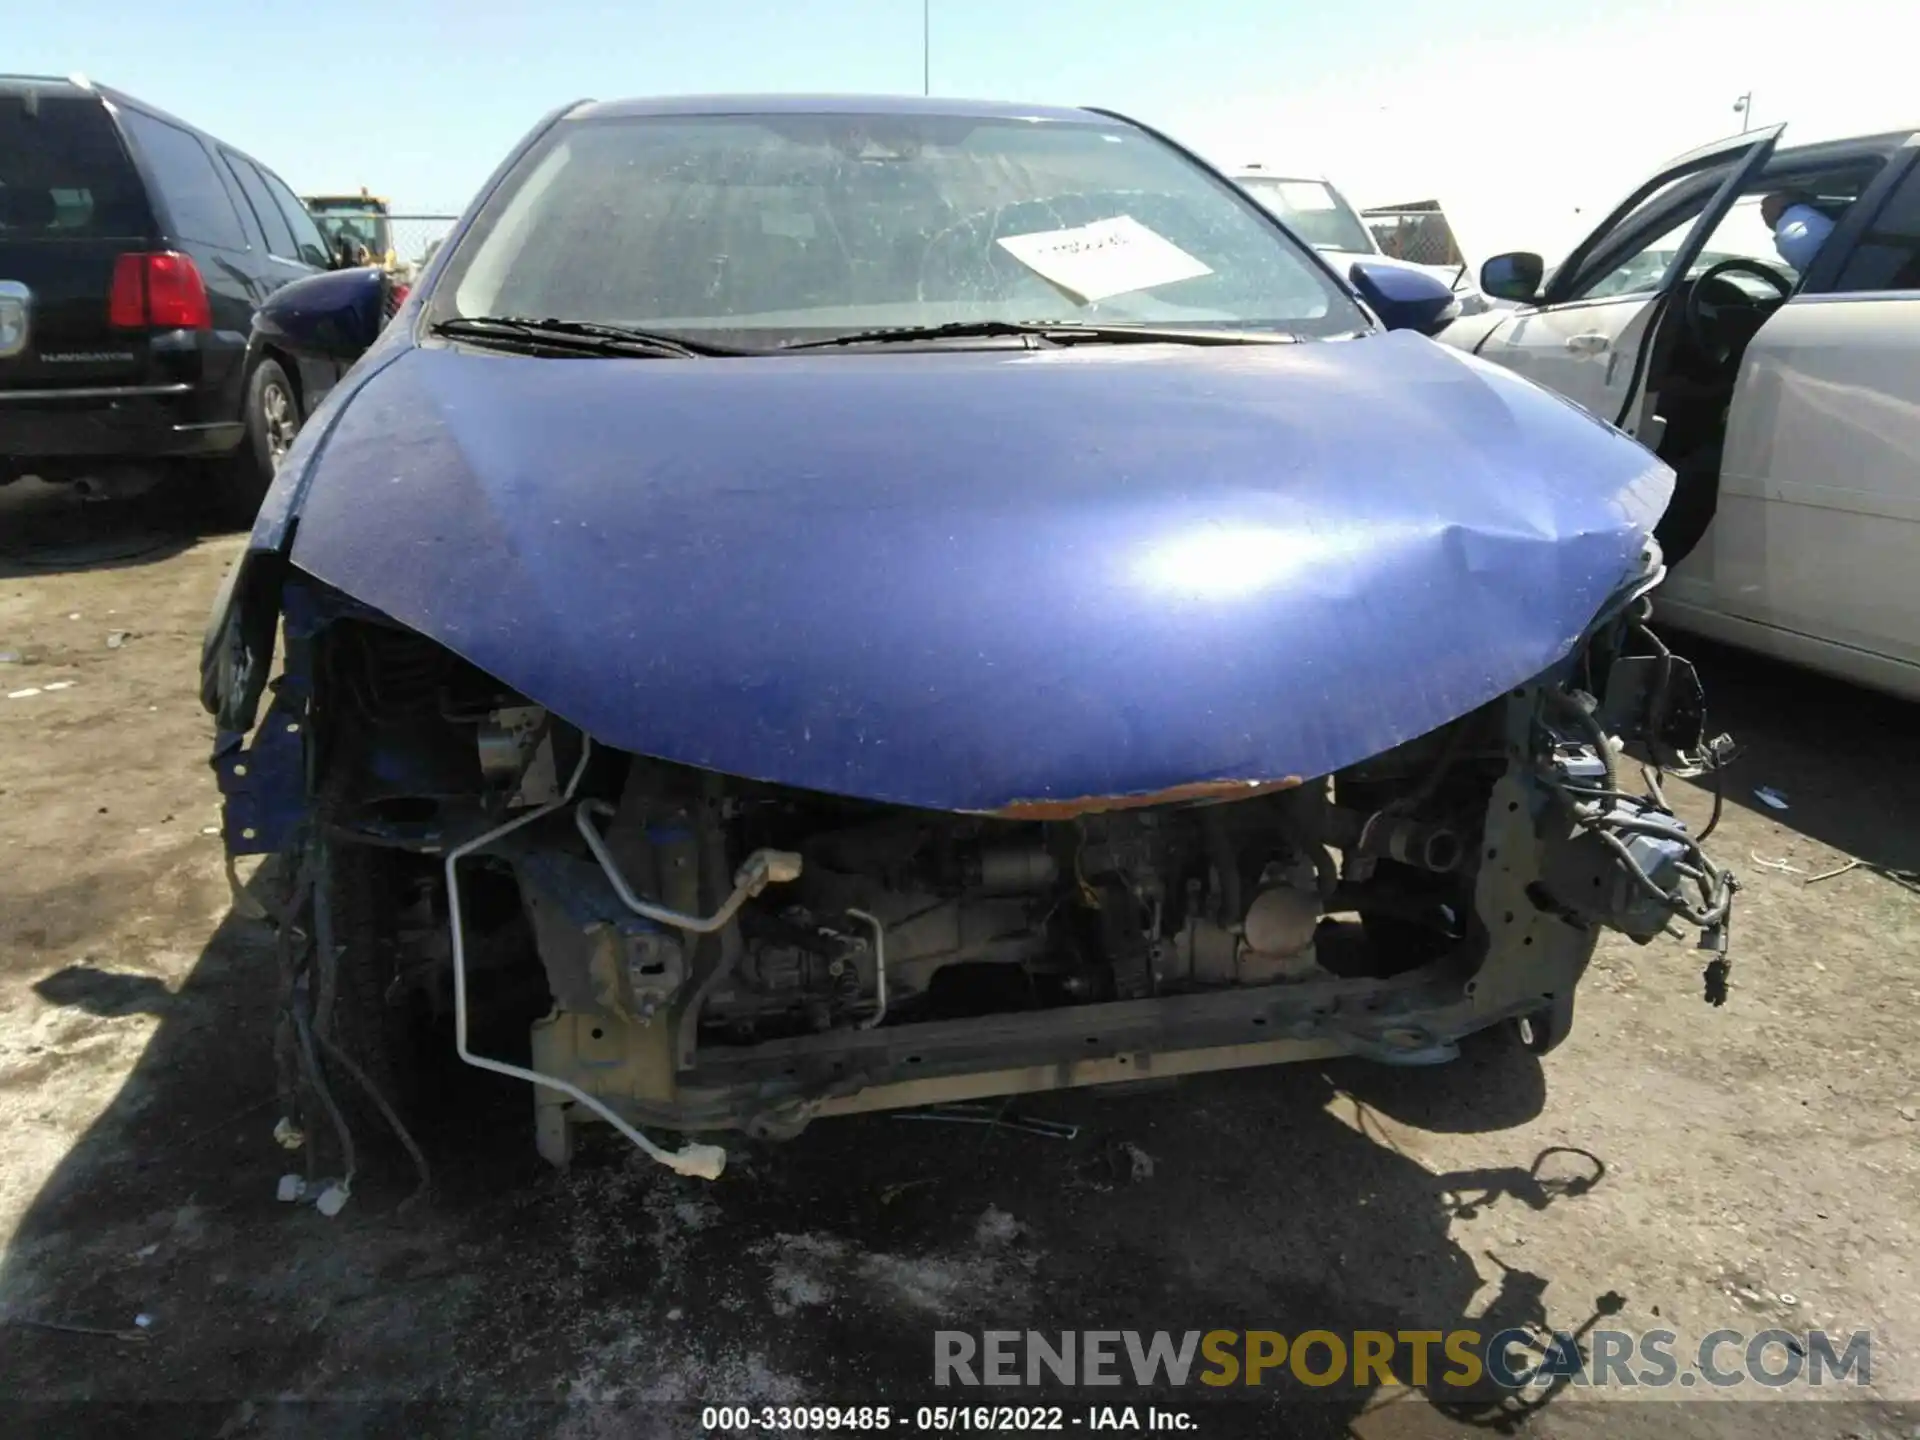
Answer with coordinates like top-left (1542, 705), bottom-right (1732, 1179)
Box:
top-left (1471, 125), bottom-right (1784, 439)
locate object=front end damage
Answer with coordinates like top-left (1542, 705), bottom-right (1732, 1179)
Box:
top-left (213, 564), bottom-right (1733, 1181)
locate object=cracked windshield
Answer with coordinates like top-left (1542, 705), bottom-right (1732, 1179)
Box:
top-left (440, 113), bottom-right (1361, 344)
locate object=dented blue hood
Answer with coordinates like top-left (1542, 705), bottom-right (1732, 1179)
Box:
top-left (274, 331), bottom-right (1670, 812)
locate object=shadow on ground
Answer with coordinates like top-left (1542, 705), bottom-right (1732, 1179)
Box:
top-left (0, 865), bottom-right (1618, 1440)
top-left (32, 963), bottom-right (177, 1018)
top-left (1668, 629), bottom-right (1920, 877)
top-left (0, 478), bottom-right (230, 581)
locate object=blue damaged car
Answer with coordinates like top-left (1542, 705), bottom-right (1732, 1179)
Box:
top-left (201, 97), bottom-right (1734, 1184)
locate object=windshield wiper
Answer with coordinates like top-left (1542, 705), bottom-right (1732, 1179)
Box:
top-left (431, 316), bottom-right (754, 358)
top-left (781, 320), bottom-right (1302, 350)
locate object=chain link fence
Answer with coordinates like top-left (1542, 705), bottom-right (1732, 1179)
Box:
top-left (1361, 206), bottom-right (1466, 269)
top-left (390, 215), bottom-right (458, 272)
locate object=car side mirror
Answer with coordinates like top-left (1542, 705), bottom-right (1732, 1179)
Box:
top-left (1479, 251), bottom-right (1545, 303)
top-left (254, 267), bottom-right (389, 365)
top-left (1348, 261), bottom-right (1460, 336)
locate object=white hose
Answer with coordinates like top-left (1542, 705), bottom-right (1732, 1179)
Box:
top-left (575, 799), bottom-right (801, 933)
top-left (444, 737), bottom-right (726, 1180)
top-left (846, 908), bottom-right (887, 1029)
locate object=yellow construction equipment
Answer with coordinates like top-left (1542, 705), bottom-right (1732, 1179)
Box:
top-left (302, 187), bottom-right (398, 271)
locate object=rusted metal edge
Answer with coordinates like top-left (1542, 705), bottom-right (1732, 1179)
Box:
top-left (977, 776), bottom-right (1304, 822)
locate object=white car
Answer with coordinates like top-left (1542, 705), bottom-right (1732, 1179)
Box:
top-left (1229, 166), bottom-right (1491, 314)
top-left (1441, 125), bottom-right (1920, 703)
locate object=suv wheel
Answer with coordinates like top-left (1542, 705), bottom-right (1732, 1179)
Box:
top-left (208, 358), bottom-right (300, 528)
top-left (259, 366), bottom-right (300, 468)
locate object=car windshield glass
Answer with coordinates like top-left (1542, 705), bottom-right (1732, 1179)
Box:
top-left (433, 112), bottom-right (1365, 345)
top-left (308, 205), bottom-right (390, 251)
top-left (1234, 177), bottom-right (1376, 254)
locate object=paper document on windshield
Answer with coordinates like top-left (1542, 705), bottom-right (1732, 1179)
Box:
top-left (995, 215), bottom-right (1212, 304)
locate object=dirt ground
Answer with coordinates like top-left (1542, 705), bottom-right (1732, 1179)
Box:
top-left (2, 476), bottom-right (1918, 1440)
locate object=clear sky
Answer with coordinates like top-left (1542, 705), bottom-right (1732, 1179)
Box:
top-left (13, 0), bottom-right (1918, 261)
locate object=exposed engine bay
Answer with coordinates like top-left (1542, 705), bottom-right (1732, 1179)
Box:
top-left (225, 579), bottom-right (1735, 1181)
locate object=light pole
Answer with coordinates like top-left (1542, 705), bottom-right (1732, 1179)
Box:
top-left (1733, 91), bottom-right (1754, 133)
top-left (923, 0), bottom-right (930, 96)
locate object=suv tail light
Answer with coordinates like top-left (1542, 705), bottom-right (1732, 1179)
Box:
top-left (108, 252), bottom-right (212, 330)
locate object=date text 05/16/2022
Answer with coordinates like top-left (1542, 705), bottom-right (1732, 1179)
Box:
top-left (700, 1404), bottom-right (1193, 1431)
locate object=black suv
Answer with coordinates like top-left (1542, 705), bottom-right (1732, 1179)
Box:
top-left (1, 75), bottom-right (342, 519)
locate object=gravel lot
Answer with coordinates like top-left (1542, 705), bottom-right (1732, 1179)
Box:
top-left (2, 477), bottom-right (1918, 1440)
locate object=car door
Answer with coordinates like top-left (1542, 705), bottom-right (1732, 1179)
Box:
top-left (219, 150), bottom-right (314, 298)
top-left (1471, 127), bottom-right (1783, 437)
top-left (249, 159), bottom-right (353, 405)
top-left (113, 108), bottom-right (256, 338)
top-left (1697, 138), bottom-right (1920, 698)
top-left (112, 107), bottom-right (262, 428)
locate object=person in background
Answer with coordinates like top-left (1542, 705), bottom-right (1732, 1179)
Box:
top-left (1761, 189), bottom-right (1836, 271)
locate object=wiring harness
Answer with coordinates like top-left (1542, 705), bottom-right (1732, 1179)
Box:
top-left (1539, 687), bottom-right (1739, 1005)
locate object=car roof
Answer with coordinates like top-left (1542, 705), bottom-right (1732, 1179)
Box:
top-left (0, 75), bottom-right (207, 142)
top-left (1769, 129), bottom-right (1918, 167)
top-left (565, 94), bottom-right (1114, 125)
top-left (0, 72), bottom-right (287, 180)
top-left (0, 72), bottom-right (95, 98)
top-left (1230, 165), bottom-right (1332, 183)
top-left (1635, 127), bottom-right (1920, 223)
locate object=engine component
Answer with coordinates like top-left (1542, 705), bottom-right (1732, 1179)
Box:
top-left (717, 912), bottom-right (876, 1031)
top-left (1079, 813), bottom-right (1170, 885)
top-left (1538, 802), bottom-right (1693, 944)
top-left (1160, 918), bottom-right (1236, 987)
top-left (476, 705), bottom-right (559, 806)
top-left (965, 843), bottom-right (1059, 894)
top-left (449, 734), bottom-right (728, 1180)
top-left (1096, 883), bottom-right (1156, 999)
top-left (1243, 881), bottom-right (1320, 957)
top-left (1326, 806), bottom-right (1463, 874)
top-left (1531, 699), bottom-right (1734, 959)
top-left (846, 908), bottom-right (887, 1028)
top-left (515, 849), bottom-right (689, 1020)
top-left (576, 798), bottom-right (802, 934)
top-left (1157, 854), bottom-right (1324, 988)
top-left (1597, 596), bottom-right (1725, 776)
top-left (626, 928), bottom-right (685, 1009)
top-left (260, 583), bottom-right (1744, 1174)
top-left (476, 705), bottom-right (543, 782)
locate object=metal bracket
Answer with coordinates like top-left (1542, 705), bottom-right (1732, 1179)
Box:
top-left (213, 689), bottom-right (308, 856)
